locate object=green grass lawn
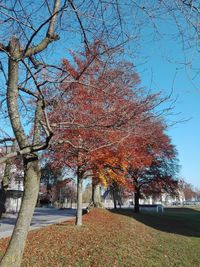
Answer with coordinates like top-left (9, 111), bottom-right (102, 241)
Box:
top-left (0, 207), bottom-right (200, 267)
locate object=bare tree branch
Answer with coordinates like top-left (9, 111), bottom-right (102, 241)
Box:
top-left (0, 43), bottom-right (8, 53)
top-left (24, 0), bottom-right (62, 57)
top-left (0, 138), bottom-right (15, 144)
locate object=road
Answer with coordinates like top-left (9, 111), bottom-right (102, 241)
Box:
top-left (0, 207), bottom-right (76, 239)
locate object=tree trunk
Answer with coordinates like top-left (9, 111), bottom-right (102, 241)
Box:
top-left (0, 163), bottom-right (11, 218)
top-left (134, 191), bottom-right (140, 213)
top-left (112, 189), bottom-right (117, 209)
top-left (91, 183), bottom-right (102, 207)
top-left (0, 37), bottom-right (42, 266)
top-left (0, 157), bottom-right (40, 267)
top-left (76, 173), bottom-right (83, 226)
top-left (0, 0), bottom-right (60, 263)
top-left (0, 186), bottom-right (6, 219)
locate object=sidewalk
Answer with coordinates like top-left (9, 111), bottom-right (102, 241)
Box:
top-left (0, 207), bottom-right (76, 238)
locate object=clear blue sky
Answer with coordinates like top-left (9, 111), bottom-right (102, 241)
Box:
top-left (137, 34), bottom-right (200, 188)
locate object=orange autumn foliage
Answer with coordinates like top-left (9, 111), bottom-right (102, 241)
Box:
top-left (46, 41), bottom-right (176, 194)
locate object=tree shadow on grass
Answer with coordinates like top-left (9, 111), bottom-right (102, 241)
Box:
top-left (109, 207), bottom-right (200, 238)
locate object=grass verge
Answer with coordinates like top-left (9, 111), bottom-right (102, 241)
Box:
top-left (0, 207), bottom-right (200, 267)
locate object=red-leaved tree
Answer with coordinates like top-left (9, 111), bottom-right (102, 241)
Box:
top-left (46, 42), bottom-right (163, 225)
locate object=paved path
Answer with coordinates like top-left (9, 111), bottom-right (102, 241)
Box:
top-left (0, 207), bottom-right (76, 238)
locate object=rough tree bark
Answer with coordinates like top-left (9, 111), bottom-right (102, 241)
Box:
top-left (90, 181), bottom-right (102, 208)
top-left (112, 189), bottom-right (117, 209)
top-left (110, 181), bottom-right (119, 209)
top-left (134, 189), bottom-right (140, 213)
top-left (76, 169), bottom-right (83, 226)
top-left (0, 157), bottom-right (40, 267)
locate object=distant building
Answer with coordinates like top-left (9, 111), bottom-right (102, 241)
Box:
top-left (0, 146), bottom-right (24, 213)
top-left (102, 180), bottom-right (186, 208)
top-left (139, 190), bottom-right (185, 206)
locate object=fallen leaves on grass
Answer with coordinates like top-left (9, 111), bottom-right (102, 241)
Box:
top-left (0, 208), bottom-right (200, 267)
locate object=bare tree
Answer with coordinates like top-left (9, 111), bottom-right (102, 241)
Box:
top-left (0, 1), bottom-right (62, 266)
